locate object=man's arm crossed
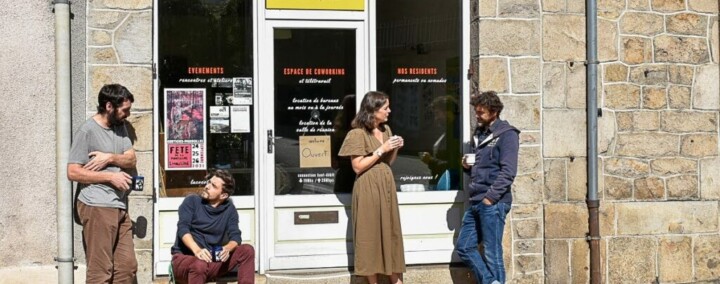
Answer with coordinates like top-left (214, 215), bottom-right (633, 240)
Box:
top-left (83, 148), bottom-right (137, 171)
top-left (67, 163), bottom-right (132, 191)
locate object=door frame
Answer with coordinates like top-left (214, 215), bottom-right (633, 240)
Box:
top-left (152, 0), bottom-right (472, 276)
top-left (257, 20), bottom-right (368, 272)
top-left (151, 0), bottom-right (262, 275)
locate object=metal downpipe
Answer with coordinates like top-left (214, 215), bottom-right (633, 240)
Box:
top-left (585, 0), bottom-right (601, 283)
top-left (54, 0), bottom-right (74, 283)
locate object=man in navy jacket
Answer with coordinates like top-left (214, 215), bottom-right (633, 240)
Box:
top-left (456, 91), bottom-right (519, 284)
top-left (171, 169), bottom-right (255, 284)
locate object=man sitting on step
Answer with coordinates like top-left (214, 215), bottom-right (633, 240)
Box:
top-left (171, 169), bottom-right (255, 284)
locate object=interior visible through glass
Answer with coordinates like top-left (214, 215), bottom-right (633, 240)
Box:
top-left (273, 28), bottom-right (357, 195)
top-left (377, 0), bottom-right (463, 192)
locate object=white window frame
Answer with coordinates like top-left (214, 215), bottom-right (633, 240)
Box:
top-left (152, 0), bottom-right (471, 276)
top-left (152, 0), bottom-right (261, 275)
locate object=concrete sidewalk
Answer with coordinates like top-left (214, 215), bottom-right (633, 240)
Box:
top-left (153, 265), bottom-right (476, 284)
top-left (0, 266), bottom-right (86, 284)
top-left (0, 264), bottom-right (475, 284)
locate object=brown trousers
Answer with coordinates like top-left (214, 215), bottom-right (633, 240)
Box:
top-left (172, 244), bottom-right (255, 284)
top-left (77, 202), bottom-right (138, 284)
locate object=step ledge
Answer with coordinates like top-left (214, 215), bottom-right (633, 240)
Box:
top-left (264, 264), bottom-right (468, 279)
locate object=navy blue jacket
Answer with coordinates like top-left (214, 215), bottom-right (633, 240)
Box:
top-left (467, 119), bottom-right (520, 203)
top-left (171, 194), bottom-right (243, 255)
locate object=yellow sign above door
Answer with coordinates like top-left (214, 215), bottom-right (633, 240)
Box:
top-left (267, 0), bottom-right (364, 11)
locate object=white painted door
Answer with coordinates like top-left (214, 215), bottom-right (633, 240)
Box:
top-left (258, 20), bottom-right (367, 271)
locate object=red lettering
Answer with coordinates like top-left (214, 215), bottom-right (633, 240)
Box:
top-left (283, 68), bottom-right (304, 75)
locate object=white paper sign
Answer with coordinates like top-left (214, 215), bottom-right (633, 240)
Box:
top-left (210, 106), bottom-right (230, 118)
top-left (231, 106), bottom-right (250, 133)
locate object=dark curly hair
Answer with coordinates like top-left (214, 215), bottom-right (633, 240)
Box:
top-left (470, 91), bottom-right (504, 116)
top-left (96, 84), bottom-right (134, 114)
top-left (205, 169), bottom-right (235, 196)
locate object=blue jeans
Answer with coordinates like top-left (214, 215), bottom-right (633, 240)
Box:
top-left (455, 201), bottom-right (511, 284)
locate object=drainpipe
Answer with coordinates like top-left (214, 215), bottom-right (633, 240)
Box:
top-left (54, 0), bottom-right (74, 283)
top-left (585, 0), bottom-right (601, 284)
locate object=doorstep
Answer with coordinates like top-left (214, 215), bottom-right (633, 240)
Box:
top-left (153, 264), bottom-right (475, 284)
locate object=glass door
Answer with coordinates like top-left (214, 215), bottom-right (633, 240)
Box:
top-left (258, 20), bottom-right (366, 271)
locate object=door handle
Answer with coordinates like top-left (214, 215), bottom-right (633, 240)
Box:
top-left (267, 129), bottom-right (274, 153)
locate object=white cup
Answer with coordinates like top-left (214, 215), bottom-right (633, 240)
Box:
top-left (464, 153), bottom-right (475, 165)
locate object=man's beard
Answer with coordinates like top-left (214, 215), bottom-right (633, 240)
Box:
top-left (108, 109), bottom-right (125, 126)
top-left (477, 118), bottom-right (488, 128)
top-left (477, 116), bottom-right (495, 129)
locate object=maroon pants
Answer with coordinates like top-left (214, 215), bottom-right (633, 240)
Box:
top-left (172, 244), bottom-right (255, 284)
top-left (77, 202), bottom-right (138, 284)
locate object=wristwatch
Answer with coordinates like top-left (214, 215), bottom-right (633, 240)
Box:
top-left (374, 149), bottom-right (384, 157)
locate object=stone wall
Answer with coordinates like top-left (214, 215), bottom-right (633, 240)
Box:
top-left (75, 0), bottom-right (719, 282)
top-left (478, 0), bottom-right (720, 283)
top-left (86, 0), bottom-right (154, 283)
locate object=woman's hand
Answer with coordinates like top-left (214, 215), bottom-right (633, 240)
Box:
top-left (382, 135), bottom-right (404, 153)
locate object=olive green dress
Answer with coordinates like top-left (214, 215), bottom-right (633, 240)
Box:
top-left (338, 126), bottom-right (406, 276)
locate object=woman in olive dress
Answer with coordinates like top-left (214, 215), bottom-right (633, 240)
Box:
top-left (338, 91), bottom-right (405, 284)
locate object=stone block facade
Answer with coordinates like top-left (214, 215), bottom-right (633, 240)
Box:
top-left (478, 0), bottom-right (719, 283)
top-left (78, 0), bottom-right (718, 283)
top-left (86, 1), bottom-right (154, 283)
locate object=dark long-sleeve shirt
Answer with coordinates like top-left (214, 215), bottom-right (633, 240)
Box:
top-left (171, 194), bottom-right (243, 255)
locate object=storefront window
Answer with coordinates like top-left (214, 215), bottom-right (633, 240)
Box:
top-left (273, 29), bottom-right (357, 195)
top-left (157, 0), bottom-right (254, 197)
top-left (377, 0), bottom-right (462, 192)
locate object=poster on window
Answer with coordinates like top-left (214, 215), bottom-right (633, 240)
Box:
top-left (164, 88), bottom-right (207, 170)
top-left (232, 77), bottom-right (253, 105)
top-left (209, 106), bottom-right (230, 133)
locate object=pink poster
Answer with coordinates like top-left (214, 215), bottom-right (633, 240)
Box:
top-left (164, 88), bottom-right (207, 170)
top-left (167, 144), bottom-right (192, 168)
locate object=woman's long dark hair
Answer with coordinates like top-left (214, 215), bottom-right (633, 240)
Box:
top-left (351, 91), bottom-right (389, 132)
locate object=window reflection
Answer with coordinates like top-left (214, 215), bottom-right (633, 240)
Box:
top-left (377, 0), bottom-right (462, 192)
top-left (273, 29), bottom-right (357, 195)
top-left (158, 0), bottom-right (254, 197)
top-left (421, 96), bottom-right (461, 189)
top-left (331, 95), bottom-right (357, 194)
